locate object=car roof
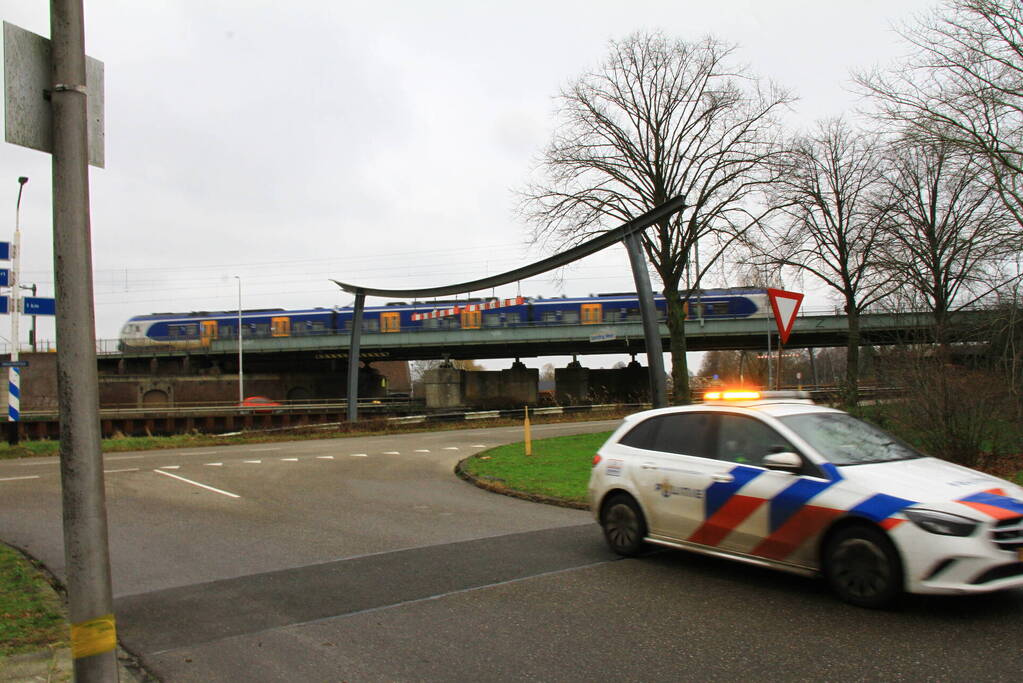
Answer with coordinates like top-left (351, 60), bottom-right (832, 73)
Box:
top-left (621, 399), bottom-right (838, 423)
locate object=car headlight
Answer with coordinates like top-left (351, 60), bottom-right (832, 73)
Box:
top-left (904, 509), bottom-right (978, 537)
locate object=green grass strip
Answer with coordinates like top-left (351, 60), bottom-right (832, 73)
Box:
top-left (0, 544), bottom-right (67, 657)
top-left (462, 431), bottom-right (612, 504)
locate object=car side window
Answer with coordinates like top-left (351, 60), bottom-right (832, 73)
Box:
top-left (716, 414), bottom-right (795, 465)
top-left (618, 416), bottom-right (662, 450)
top-left (651, 413), bottom-right (716, 458)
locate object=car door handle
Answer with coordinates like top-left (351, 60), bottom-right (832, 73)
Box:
top-left (711, 474), bottom-right (734, 483)
top-left (641, 463), bottom-right (657, 470)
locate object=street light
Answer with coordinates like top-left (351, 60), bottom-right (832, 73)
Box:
top-left (234, 276), bottom-right (243, 405)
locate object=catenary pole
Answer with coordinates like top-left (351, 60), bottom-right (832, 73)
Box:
top-left (50, 1), bottom-right (118, 679)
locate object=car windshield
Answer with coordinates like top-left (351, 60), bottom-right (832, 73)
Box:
top-left (777, 412), bottom-right (924, 466)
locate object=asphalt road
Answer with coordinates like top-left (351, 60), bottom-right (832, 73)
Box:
top-left (2, 420), bottom-right (1022, 681)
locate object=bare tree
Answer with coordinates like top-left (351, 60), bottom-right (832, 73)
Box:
top-left (875, 137), bottom-right (1018, 345)
top-left (857, 0), bottom-right (1023, 233)
top-left (755, 119), bottom-right (891, 407)
top-left (520, 32), bottom-right (793, 403)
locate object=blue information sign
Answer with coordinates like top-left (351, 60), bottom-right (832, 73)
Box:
top-left (0, 270), bottom-right (7, 287)
top-left (22, 297), bottom-right (55, 316)
top-left (0, 297), bottom-right (7, 314)
top-left (1, 361), bottom-right (28, 368)
top-left (0, 242), bottom-right (9, 261)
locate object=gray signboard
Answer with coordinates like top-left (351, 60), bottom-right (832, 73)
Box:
top-left (3, 21), bottom-right (104, 167)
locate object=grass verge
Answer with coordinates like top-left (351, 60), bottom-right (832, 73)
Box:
top-left (0, 543), bottom-right (67, 657)
top-left (0, 409), bottom-right (634, 461)
top-left (458, 431), bottom-right (612, 507)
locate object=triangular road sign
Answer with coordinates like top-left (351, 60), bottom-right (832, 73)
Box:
top-left (767, 288), bottom-right (804, 344)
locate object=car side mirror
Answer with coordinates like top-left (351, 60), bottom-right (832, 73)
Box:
top-left (763, 452), bottom-right (803, 474)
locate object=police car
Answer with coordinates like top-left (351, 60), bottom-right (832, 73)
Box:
top-left (588, 391), bottom-right (1023, 607)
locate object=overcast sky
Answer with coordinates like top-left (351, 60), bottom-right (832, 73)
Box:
top-left (2, 0), bottom-right (937, 368)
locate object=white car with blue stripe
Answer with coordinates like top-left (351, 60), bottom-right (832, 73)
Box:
top-left (588, 391), bottom-right (1023, 607)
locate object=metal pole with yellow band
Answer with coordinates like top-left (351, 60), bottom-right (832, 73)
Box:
top-left (51, 0), bottom-right (118, 678)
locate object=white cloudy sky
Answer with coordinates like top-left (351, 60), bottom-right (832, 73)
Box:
top-left (2, 0), bottom-right (936, 368)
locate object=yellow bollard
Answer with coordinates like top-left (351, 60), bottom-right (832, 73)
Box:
top-left (524, 405), bottom-right (532, 456)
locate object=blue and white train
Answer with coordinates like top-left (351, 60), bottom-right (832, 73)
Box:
top-left (118, 288), bottom-right (770, 349)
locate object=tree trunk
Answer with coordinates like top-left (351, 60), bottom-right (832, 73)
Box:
top-left (844, 306), bottom-right (861, 409)
top-left (664, 287), bottom-right (690, 404)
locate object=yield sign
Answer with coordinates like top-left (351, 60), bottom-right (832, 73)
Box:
top-left (767, 288), bottom-right (804, 344)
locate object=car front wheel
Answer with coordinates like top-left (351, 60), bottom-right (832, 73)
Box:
top-left (601, 494), bottom-right (647, 557)
top-left (824, 524), bottom-right (903, 608)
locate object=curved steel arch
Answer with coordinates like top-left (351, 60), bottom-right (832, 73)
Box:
top-left (336, 196), bottom-right (686, 419)
top-left (331, 196), bottom-right (685, 298)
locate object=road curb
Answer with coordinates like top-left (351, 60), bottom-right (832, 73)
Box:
top-left (454, 456), bottom-right (589, 511)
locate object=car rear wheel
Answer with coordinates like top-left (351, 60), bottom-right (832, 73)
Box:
top-left (824, 525), bottom-right (903, 608)
top-left (601, 494), bottom-right (647, 557)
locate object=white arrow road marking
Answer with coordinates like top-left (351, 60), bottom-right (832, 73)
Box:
top-left (0, 475), bottom-right (40, 482)
top-left (154, 469), bottom-right (240, 499)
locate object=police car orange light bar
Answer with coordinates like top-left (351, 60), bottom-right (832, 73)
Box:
top-left (704, 390), bottom-right (761, 401)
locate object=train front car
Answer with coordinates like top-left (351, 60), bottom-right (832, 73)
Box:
top-left (119, 316), bottom-right (157, 350)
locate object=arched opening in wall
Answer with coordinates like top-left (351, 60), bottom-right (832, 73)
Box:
top-left (142, 389), bottom-right (169, 407)
top-left (287, 386), bottom-right (311, 402)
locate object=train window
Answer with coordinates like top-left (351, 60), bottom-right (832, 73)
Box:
top-left (254, 323), bottom-right (270, 337)
top-left (627, 308), bottom-right (642, 320)
top-left (362, 318), bottom-right (379, 332)
top-left (424, 318), bottom-right (440, 330)
top-left (220, 324), bottom-right (235, 339)
top-left (581, 304), bottom-right (602, 324)
top-left (604, 310), bottom-right (620, 323)
top-left (484, 313), bottom-right (501, 327)
top-left (461, 310), bottom-right (481, 329)
top-left (542, 311), bottom-right (558, 323)
top-left (562, 310), bottom-right (580, 324)
top-left (506, 313), bottom-right (521, 324)
top-left (309, 321), bottom-right (326, 333)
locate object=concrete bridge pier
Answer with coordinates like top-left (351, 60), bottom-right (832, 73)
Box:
top-left (556, 355), bottom-right (651, 405)
top-left (424, 360), bottom-right (538, 410)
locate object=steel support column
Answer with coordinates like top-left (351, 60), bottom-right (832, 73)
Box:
top-left (624, 231), bottom-right (667, 408)
top-left (346, 292), bottom-right (365, 422)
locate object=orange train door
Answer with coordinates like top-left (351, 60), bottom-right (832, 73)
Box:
top-left (381, 311), bottom-right (401, 333)
top-left (581, 303), bottom-right (602, 324)
top-left (200, 320), bottom-right (217, 347)
top-left (271, 317), bottom-right (291, 337)
top-left (461, 309), bottom-right (481, 329)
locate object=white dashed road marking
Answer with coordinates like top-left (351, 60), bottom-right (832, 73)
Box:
top-left (154, 469), bottom-right (240, 499)
top-left (415, 449), bottom-right (430, 453)
top-left (383, 451), bottom-right (401, 455)
top-left (244, 460), bottom-right (262, 464)
top-left (182, 451), bottom-right (219, 456)
top-left (104, 468), bottom-right (139, 474)
top-left (281, 458), bottom-right (299, 462)
top-left (205, 463), bottom-right (224, 467)
top-left (444, 447), bottom-right (460, 451)
top-left (251, 447), bottom-right (281, 452)
top-left (317, 456), bottom-right (334, 460)
top-left (349, 454), bottom-right (368, 458)
top-left (159, 465), bottom-right (181, 470)
top-left (472, 444), bottom-right (487, 448)
top-left (0, 475), bottom-right (40, 482)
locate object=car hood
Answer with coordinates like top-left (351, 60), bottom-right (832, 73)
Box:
top-left (840, 457), bottom-right (1023, 521)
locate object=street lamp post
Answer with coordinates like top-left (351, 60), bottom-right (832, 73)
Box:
top-left (234, 276), bottom-right (243, 404)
